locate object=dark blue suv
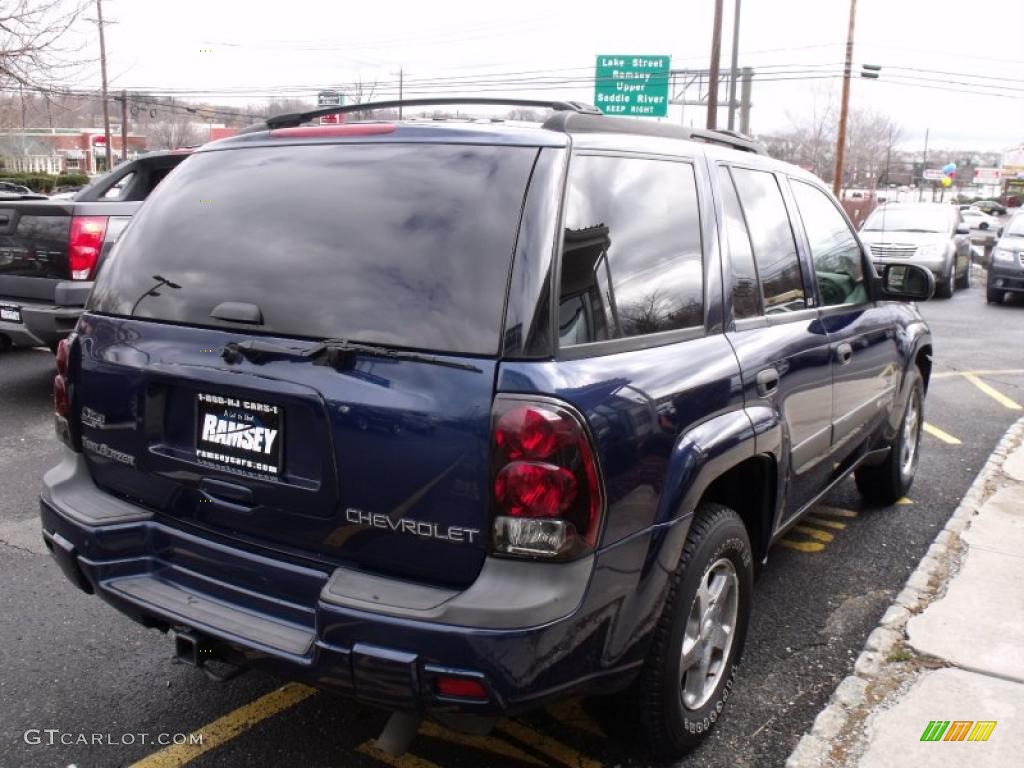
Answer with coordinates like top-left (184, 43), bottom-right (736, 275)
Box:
top-left (40, 99), bottom-right (935, 758)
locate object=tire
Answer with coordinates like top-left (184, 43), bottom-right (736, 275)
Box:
top-left (936, 266), bottom-right (955, 298)
top-left (618, 503), bottom-right (753, 759)
top-left (855, 371), bottom-right (924, 504)
top-left (987, 287), bottom-right (1004, 304)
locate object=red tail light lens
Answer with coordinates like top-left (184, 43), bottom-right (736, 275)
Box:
top-left (490, 397), bottom-right (603, 559)
top-left (53, 374), bottom-right (69, 417)
top-left (434, 675), bottom-right (488, 700)
top-left (495, 461), bottom-right (577, 517)
top-left (68, 216), bottom-right (108, 280)
top-left (55, 337), bottom-right (70, 377)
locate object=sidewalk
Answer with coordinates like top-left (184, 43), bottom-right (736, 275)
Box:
top-left (787, 417), bottom-right (1024, 768)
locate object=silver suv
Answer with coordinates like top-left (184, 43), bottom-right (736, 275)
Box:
top-left (860, 203), bottom-right (971, 298)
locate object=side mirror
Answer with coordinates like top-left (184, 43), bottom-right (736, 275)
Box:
top-left (955, 224), bottom-right (970, 235)
top-left (877, 264), bottom-right (935, 301)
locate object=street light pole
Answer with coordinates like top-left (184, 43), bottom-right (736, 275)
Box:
top-left (832, 0), bottom-right (858, 197)
top-left (96, 0), bottom-right (112, 172)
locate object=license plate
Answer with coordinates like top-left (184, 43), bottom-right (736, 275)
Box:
top-left (195, 392), bottom-right (283, 477)
top-left (0, 304), bottom-right (21, 323)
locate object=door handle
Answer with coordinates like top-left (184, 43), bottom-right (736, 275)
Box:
top-left (836, 343), bottom-right (853, 365)
top-left (756, 367), bottom-right (780, 397)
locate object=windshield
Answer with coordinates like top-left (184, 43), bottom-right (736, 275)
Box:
top-left (862, 207), bottom-right (949, 233)
top-left (1006, 217), bottom-right (1024, 237)
top-left (89, 143), bottom-right (538, 355)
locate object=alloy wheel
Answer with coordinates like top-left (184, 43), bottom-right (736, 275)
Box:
top-left (679, 558), bottom-right (740, 710)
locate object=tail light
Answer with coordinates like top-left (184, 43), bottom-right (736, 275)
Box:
top-left (68, 216), bottom-right (108, 280)
top-left (53, 335), bottom-right (77, 448)
top-left (490, 396), bottom-right (603, 559)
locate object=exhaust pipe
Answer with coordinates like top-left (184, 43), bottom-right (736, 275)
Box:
top-left (173, 629), bottom-right (247, 682)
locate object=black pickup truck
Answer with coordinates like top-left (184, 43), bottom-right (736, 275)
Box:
top-left (0, 150), bottom-right (190, 351)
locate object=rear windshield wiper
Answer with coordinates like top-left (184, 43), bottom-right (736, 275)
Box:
top-left (221, 338), bottom-right (482, 373)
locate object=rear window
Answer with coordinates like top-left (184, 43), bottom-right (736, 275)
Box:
top-left (89, 143), bottom-right (538, 355)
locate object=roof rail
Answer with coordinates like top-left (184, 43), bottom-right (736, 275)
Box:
top-left (542, 111), bottom-right (766, 154)
top-left (249, 98), bottom-right (603, 132)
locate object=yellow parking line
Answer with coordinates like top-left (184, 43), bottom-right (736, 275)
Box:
top-left (963, 373), bottom-right (1023, 411)
top-left (933, 368), bottom-right (1024, 379)
top-left (497, 720), bottom-right (604, 768)
top-left (814, 506), bottom-right (860, 519)
top-left (129, 683), bottom-right (316, 768)
top-left (805, 516), bottom-right (847, 530)
top-left (896, 497), bottom-right (915, 505)
top-left (418, 721), bottom-right (546, 766)
top-left (779, 539), bottom-right (825, 553)
top-left (357, 741), bottom-right (445, 768)
top-left (923, 422), bottom-right (962, 445)
top-left (793, 525), bottom-right (834, 543)
top-left (546, 697), bottom-right (607, 739)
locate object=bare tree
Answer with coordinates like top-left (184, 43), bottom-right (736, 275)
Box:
top-left (147, 116), bottom-right (202, 150)
top-left (0, 1), bottom-right (85, 90)
top-left (762, 90), bottom-right (901, 189)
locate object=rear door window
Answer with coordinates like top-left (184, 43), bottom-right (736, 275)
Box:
top-left (718, 166), bottom-right (761, 319)
top-left (730, 167), bottom-right (807, 314)
top-left (89, 144), bottom-right (538, 356)
top-left (558, 155), bottom-right (703, 346)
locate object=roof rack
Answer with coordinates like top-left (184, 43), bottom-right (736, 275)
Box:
top-left (251, 98), bottom-right (603, 132)
top-left (541, 111), bottom-right (766, 154)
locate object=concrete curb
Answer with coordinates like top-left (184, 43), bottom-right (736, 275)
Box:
top-left (785, 415), bottom-right (1024, 768)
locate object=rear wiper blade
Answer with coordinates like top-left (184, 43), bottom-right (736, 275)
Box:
top-left (221, 338), bottom-right (482, 373)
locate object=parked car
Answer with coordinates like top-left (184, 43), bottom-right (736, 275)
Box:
top-left (971, 199), bottom-right (1008, 216)
top-left (39, 99), bottom-right (934, 759)
top-left (0, 180), bottom-right (33, 195)
top-left (960, 207), bottom-right (1004, 245)
top-left (0, 150), bottom-right (191, 352)
top-left (859, 202), bottom-right (971, 298)
top-left (987, 212), bottom-right (1024, 304)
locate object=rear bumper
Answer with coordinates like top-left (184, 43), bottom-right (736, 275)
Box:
top-left (0, 284), bottom-right (89, 347)
top-left (40, 450), bottom-right (675, 714)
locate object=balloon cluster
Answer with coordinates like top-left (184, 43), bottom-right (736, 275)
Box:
top-left (940, 162), bottom-right (957, 189)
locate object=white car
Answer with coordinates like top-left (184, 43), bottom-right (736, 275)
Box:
top-left (960, 207), bottom-right (1003, 239)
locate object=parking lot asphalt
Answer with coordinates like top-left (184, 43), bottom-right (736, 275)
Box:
top-left (1, 285), bottom-right (1022, 768)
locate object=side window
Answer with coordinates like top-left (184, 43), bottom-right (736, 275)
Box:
top-left (731, 167), bottom-right (807, 314)
top-left (790, 180), bottom-right (868, 306)
top-left (558, 155), bottom-right (703, 346)
top-left (717, 167), bottom-right (761, 319)
top-left (101, 172), bottom-right (135, 200)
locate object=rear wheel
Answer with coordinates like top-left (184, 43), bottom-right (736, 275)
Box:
top-left (855, 371), bottom-right (924, 504)
top-left (619, 503), bottom-right (753, 759)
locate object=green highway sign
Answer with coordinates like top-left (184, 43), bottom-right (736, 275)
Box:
top-left (594, 55), bottom-right (671, 117)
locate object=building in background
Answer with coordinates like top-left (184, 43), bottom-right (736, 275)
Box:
top-left (1001, 145), bottom-right (1024, 201)
top-left (0, 127), bottom-right (147, 174)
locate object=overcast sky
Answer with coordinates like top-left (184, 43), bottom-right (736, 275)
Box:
top-left (77, 0), bottom-right (1024, 152)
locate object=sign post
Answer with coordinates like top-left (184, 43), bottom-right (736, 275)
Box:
top-left (594, 55), bottom-right (671, 117)
top-left (317, 91), bottom-right (345, 125)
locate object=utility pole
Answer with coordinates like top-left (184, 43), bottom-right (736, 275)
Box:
top-left (399, 68), bottom-right (404, 118)
top-left (120, 89), bottom-right (128, 165)
top-left (832, 0), bottom-right (858, 197)
top-left (919, 127), bottom-right (930, 202)
top-left (96, 0), bottom-right (112, 172)
top-left (706, 0), bottom-right (725, 129)
top-left (727, 0), bottom-right (742, 131)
